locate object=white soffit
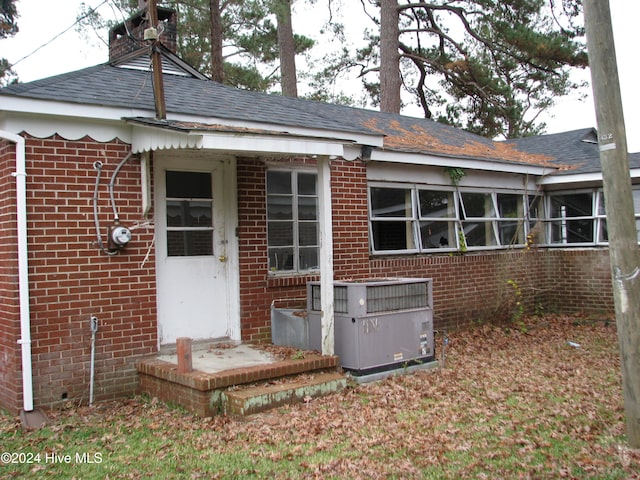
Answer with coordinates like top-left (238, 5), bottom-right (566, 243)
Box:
top-left (371, 149), bottom-right (553, 176)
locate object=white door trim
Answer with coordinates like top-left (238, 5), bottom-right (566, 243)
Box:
top-left (153, 150), bottom-right (240, 345)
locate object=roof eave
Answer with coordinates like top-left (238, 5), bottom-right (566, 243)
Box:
top-left (128, 120), bottom-right (352, 158)
top-left (539, 167), bottom-right (640, 187)
top-left (370, 148), bottom-right (554, 176)
top-left (0, 97), bottom-right (383, 149)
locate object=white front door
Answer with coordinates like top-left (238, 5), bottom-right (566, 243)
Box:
top-left (155, 153), bottom-right (239, 345)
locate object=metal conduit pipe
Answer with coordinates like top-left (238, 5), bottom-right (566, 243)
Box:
top-left (108, 152), bottom-right (133, 222)
top-left (1, 130), bottom-right (33, 412)
top-left (92, 161), bottom-right (118, 256)
top-left (89, 316), bottom-right (99, 406)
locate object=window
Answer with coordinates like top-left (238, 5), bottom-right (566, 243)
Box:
top-left (538, 188), bottom-right (640, 245)
top-left (267, 170), bottom-right (319, 272)
top-left (165, 171), bottom-right (213, 256)
top-left (370, 186), bottom-right (417, 252)
top-left (369, 183), bottom-right (532, 254)
top-left (497, 193), bottom-right (526, 245)
top-left (369, 183), bottom-right (640, 252)
top-left (547, 192), bottom-right (595, 244)
top-left (418, 190), bottom-right (457, 249)
top-left (526, 194), bottom-right (544, 243)
top-left (459, 192), bottom-right (499, 247)
top-left (543, 188), bottom-right (640, 246)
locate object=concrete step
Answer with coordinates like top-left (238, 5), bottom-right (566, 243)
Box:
top-left (221, 371), bottom-right (347, 416)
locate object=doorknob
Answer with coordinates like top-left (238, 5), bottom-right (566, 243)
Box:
top-left (219, 255), bottom-right (227, 262)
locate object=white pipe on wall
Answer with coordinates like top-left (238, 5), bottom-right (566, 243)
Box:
top-left (1, 130), bottom-right (33, 412)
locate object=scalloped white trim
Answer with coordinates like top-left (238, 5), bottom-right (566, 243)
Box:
top-left (1, 114), bottom-right (132, 143)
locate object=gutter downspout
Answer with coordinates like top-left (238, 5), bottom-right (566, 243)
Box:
top-left (1, 130), bottom-right (33, 413)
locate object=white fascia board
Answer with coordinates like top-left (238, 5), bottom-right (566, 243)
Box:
top-left (200, 134), bottom-right (346, 157)
top-left (0, 97), bottom-right (148, 141)
top-left (1, 96), bottom-right (152, 122)
top-left (165, 112), bottom-right (384, 148)
top-left (131, 123), bottom-right (347, 157)
top-left (539, 168), bottom-right (640, 186)
top-left (538, 171), bottom-right (603, 186)
top-left (370, 149), bottom-right (553, 176)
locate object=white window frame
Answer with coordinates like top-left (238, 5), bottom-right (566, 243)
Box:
top-left (545, 189), bottom-right (598, 246)
top-left (544, 186), bottom-right (640, 246)
top-left (266, 168), bottom-right (319, 273)
top-left (369, 183), bottom-right (420, 254)
top-left (369, 183), bottom-right (640, 253)
top-left (417, 188), bottom-right (460, 251)
top-left (633, 189), bottom-right (640, 243)
top-left (369, 182), bottom-right (533, 254)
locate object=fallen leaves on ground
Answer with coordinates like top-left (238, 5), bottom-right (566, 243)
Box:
top-left (2, 314), bottom-right (639, 479)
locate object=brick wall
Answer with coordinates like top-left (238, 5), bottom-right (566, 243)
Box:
top-left (330, 159), bottom-right (371, 279)
top-left (0, 134), bottom-right (158, 412)
top-left (370, 248), bottom-right (614, 332)
top-left (0, 142), bottom-right (619, 412)
top-left (0, 139), bottom-right (21, 411)
top-left (237, 157), bottom-right (271, 342)
top-left (538, 248), bottom-right (614, 315)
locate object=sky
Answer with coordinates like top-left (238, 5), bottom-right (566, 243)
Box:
top-left (3, 0), bottom-right (640, 151)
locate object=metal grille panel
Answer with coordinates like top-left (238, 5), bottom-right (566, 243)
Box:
top-left (311, 285), bottom-right (348, 313)
top-left (366, 282), bottom-right (428, 313)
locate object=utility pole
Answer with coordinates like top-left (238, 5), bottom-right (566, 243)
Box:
top-left (584, 0), bottom-right (640, 448)
top-left (146, 0), bottom-right (167, 120)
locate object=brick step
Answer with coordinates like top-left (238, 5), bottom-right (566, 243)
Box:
top-left (221, 370), bottom-right (347, 416)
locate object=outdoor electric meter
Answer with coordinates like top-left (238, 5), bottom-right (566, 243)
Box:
top-left (109, 224), bottom-right (132, 249)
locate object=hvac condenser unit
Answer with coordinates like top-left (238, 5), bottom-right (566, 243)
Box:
top-left (308, 278), bottom-right (434, 375)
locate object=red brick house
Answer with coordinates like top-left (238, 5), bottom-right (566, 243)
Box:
top-left (1, 6), bottom-right (639, 414)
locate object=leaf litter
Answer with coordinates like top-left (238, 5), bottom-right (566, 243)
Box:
top-left (2, 314), bottom-right (639, 479)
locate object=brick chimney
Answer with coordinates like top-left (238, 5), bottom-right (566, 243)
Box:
top-left (108, 3), bottom-right (177, 62)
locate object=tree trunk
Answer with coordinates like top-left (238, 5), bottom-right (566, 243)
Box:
top-left (210, 0), bottom-right (224, 83)
top-left (275, 0), bottom-right (298, 97)
top-left (380, 0), bottom-right (401, 113)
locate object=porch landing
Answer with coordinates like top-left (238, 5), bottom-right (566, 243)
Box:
top-left (137, 342), bottom-right (344, 417)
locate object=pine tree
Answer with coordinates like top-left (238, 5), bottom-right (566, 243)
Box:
top-left (344, 0), bottom-right (588, 138)
top-left (83, 0), bottom-right (312, 93)
top-left (0, 0), bottom-right (19, 85)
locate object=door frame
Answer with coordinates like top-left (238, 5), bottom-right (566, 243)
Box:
top-left (153, 150), bottom-right (241, 345)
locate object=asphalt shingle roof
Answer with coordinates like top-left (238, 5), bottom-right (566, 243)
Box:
top-left (0, 63), bottom-right (378, 136)
top-left (505, 129), bottom-right (640, 175)
top-left (3, 56), bottom-right (634, 175)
